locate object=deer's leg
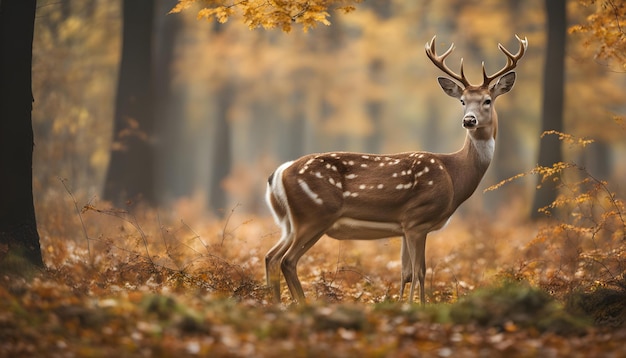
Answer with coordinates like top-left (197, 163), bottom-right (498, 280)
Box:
top-left (417, 235), bottom-right (427, 305)
top-left (404, 230), bottom-right (427, 304)
top-left (399, 235), bottom-right (412, 300)
top-left (280, 224), bottom-right (326, 304)
top-left (265, 225), bottom-right (293, 302)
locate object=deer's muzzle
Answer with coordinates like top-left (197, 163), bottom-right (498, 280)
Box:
top-left (462, 115), bottom-right (478, 128)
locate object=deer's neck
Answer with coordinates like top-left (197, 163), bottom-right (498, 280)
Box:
top-left (441, 117), bottom-right (497, 208)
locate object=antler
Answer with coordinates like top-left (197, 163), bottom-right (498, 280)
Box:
top-left (481, 35), bottom-right (528, 87)
top-left (426, 35), bottom-right (528, 88)
top-left (425, 36), bottom-right (471, 88)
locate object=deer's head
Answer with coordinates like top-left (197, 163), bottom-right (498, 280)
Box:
top-left (425, 36), bottom-right (527, 135)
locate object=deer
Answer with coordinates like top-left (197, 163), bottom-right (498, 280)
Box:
top-left (264, 35), bottom-right (527, 304)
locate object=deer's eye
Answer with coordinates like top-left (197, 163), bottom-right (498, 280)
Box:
top-left (484, 99), bottom-right (492, 105)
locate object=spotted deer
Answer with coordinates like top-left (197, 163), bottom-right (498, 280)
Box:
top-left (265, 36), bottom-right (527, 304)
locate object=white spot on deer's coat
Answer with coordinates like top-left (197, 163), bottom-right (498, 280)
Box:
top-left (362, 155), bottom-right (369, 159)
top-left (379, 163), bottom-right (385, 167)
top-left (392, 173), bottom-right (398, 178)
top-left (329, 178), bottom-right (335, 185)
top-left (430, 158), bottom-right (436, 164)
top-left (377, 184), bottom-right (384, 189)
top-left (418, 154), bottom-right (424, 159)
top-left (403, 183), bottom-right (412, 189)
top-left (348, 161), bottom-right (355, 166)
top-left (346, 174), bottom-right (357, 179)
top-left (361, 163), bottom-right (368, 168)
top-left (297, 178), bottom-right (323, 205)
top-left (330, 153), bottom-right (338, 157)
top-left (336, 182), bottom-right (342, 189)
top-left (359, 184), bottom-right (366, 190)
top-left (305, 158), bottom-right (315, 166)
top-left (395, 184), bottom-right (405, 190)
top-left (424, 166), bottom-right (430, 173)
top-left (428, 181), bottom-right (434, 186)
top-left (343, 191), bottom-right (351, 198)
top-left (315, 172), bottom-right (323, 178)
top-left (351, 192), bottom-right (359, 197)
top-left (331, 166), bottom-right (337, 171)
top-left (299, 169), bottom-right (306, 174)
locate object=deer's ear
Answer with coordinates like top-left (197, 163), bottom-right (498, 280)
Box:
top-left (491, 71), bottom-right (516, 97)
top-left (438, 77), bottom-right (464, 99)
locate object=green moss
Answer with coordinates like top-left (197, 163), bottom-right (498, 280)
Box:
top-left (0, 247), bottom-right (42, 281)
top-left (448, 281), bottom-right (589, 335)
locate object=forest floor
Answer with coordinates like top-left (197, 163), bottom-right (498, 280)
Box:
top-left (2, 199), bottom-right (626, 357)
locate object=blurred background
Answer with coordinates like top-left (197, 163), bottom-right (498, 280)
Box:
top-left (32, 0), bottom-right (625, 221)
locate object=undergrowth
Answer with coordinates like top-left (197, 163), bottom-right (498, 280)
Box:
top-left (5, 130), bottom-right (624, 340)
top-left (488, 130), bottom-right (626, 327)
top-left (4, 136), bottom-right (626, 356)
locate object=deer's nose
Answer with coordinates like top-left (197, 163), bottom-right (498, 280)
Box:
top-left (463, 115), bottom-right (477, 128)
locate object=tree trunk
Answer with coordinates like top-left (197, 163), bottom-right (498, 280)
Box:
top-left (0, 0), bottom-right (44, 268)
top-left (103, 0), bottom-right (157, 206)
top-left (531, 0), bottom-right (566, 219)
top-left (154, 0), bottom-right (187, 203)
top-left (209, 83), bottom-right (234, 215)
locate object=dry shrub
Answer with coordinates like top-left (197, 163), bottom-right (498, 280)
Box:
top-left (489, 131), bottom-right (626, 323)
top-left (522, 163), bottom-right (625, 297)
top-left (37, 191), bottom-right (268, 302)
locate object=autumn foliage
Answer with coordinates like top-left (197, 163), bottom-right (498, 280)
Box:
top-left (169, 0), bottom-right (362, 32)
top-left (570, 0), bottom-right (626, 70)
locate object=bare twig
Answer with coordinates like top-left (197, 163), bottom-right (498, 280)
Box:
top-left (221, 203), bottom-right (241, 246)
top-left (84, 205), bottom-right (155, 268)
top-left (181, 219), bottom-right (209, 251)
top-left (59, 177), bottom-right (92, 264)
top-left (607, 0), bottom-right (625, 37)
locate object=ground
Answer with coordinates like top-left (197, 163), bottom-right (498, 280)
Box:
top-left (1, 200), bottom-right (625, 357)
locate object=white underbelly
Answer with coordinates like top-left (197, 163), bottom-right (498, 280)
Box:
top-left (326, 217), bottom-right (403, 240)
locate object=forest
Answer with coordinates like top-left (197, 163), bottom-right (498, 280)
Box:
top-left (1, 0), bottom-right (626, 356)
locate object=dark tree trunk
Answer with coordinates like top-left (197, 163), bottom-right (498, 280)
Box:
top-left (103, 0), bottom-right (157, 206)
top-left (531, 0), bottom-right (566, 219)
top-left (209, 83), bottom-right (234, 215)
top-left (0, 0), bottom-right (44, 267)
top-left (154, 0), bottom-right (187, 202)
